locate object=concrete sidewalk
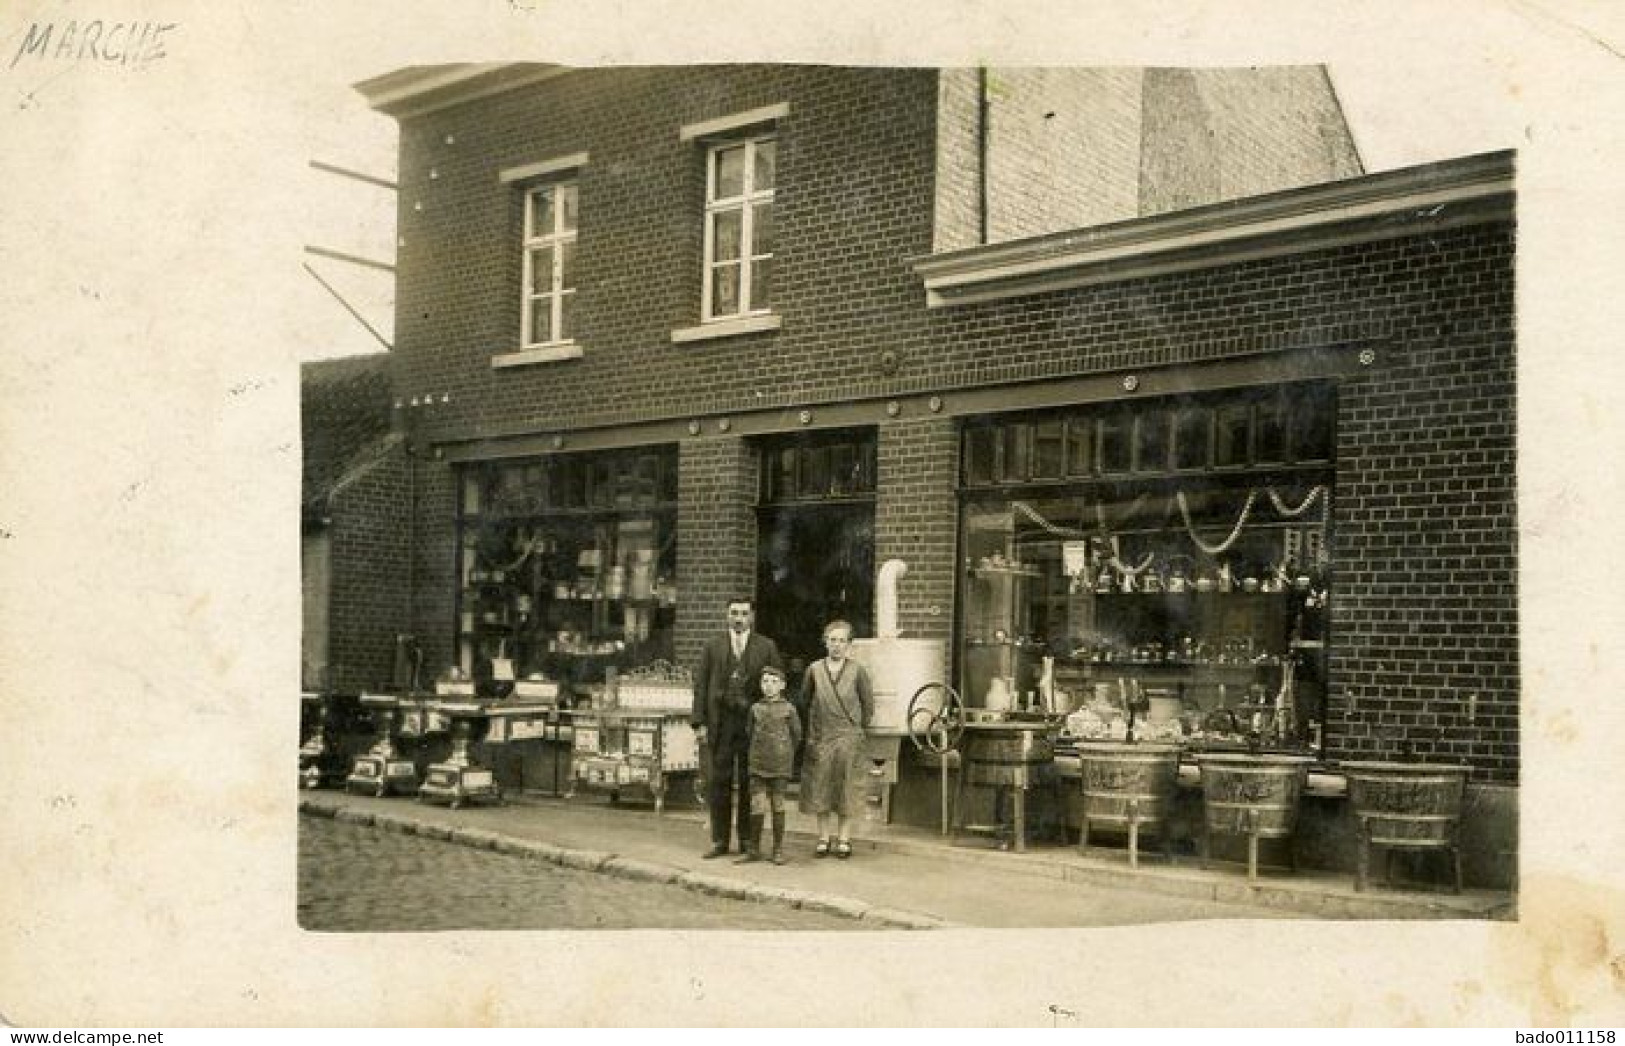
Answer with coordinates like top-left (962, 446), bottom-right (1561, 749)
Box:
top-left (299, 789), bottom-right (1516, 929)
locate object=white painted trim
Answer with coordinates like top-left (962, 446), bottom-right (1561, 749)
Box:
top-left (499, 152), bottom-right (589, 185)
top-left (491, 344), bottom-right (584, 368)
top-left (670, 313), bottom-right (782, 344)
top-left (357, 64), bottom-right (571, 119)
top-left (913, 150), bottom-right (1515, 308)
top-left (678, 103), bottom-right (789, 142)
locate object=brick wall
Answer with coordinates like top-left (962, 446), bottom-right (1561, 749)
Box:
top-left (410, 454), bottom-right (460, 679)
top-left (674, 436), bottom-right (760, 671)
top-left (985, 68), bottom-right (1144, 240)
top-left (918, 221), bottom-right (1518, 781)
top-left (1140, 67), bottom-right (1363, 216)
top-left (392, 66), bottom-right (941, 441)
top-left (874, 417), bottom-right (960, 653)
top-left (324, 438), bottom-right (413, 692)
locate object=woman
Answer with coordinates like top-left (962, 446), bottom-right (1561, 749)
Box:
top-left (798, 619), bottom-right (874, 859)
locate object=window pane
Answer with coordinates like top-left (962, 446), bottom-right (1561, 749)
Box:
top-left (1215, 405), bottom-right (1251, 467)
top-left (557, 184), bottom-right (578, 232)
top-left (714, 145), bottom-right (745, 198)
top-left (1066, 417), bottom-right (1093, 476)
top-left (1291, 385), bottom-right (1336, 462)
top-left (558, 240), bottom-right (576, 291)
top-left (1255, 399), bottom-right (1287, 463)
top-left (1135, 410), bottom-right (1170, 472)
top-left (752, 201), bottom-right (774, 256)
top-left (1032, 420), bottom-right (1065, 479)
top-left (528, 296), bottom-right (553, 344)
top-left (557, 291), bottom-right (575, 342)
top-left (1098, 413), bottom-right (1131, 473)
top-left (529, 188), bottom-right (554, 238)
top-left (964, 426), bottom-right (997, 485)
top-left (753, 139), bottom-right (777, 191)
top-left (750, 257), bottom-right (773, 310)
top-left (712, 209), bottom-right (743, 261)
top-left (800, 446), bottom-right (830, 498)
top-left (830, 443), bottom-right (857, 496)
top-left (771, 447), bottom-right (797, 502)
top-left (711, 263), bottom-right (741, 316)
top-left (1173, 406), bottom-right (1210, 470)
top-left (1002, 423), bottom-right (1031, 482)
top-left (529, 245), bottom-right (554, 293)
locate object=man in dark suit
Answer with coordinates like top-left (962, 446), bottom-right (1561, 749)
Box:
top-left (691, 597), bottom-right (783, 858)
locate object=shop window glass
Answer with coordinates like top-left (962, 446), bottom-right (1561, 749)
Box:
top-left (1135, 410), bottom-right (1171, 473)
top-left (1172, 406), bottom-right (1210, 470)
top-left (1002, 423), bottom-right (1032, 482)
top-left (1098, 412), bottom-right (1132, 474)
top-left (956, 385), bottom-right (1335, 755)
top-left (799, 445), bottom-right (831, 499)
top-left (1291, 384), bottom-right (1336, 462)
top-left (1065, 416), bottom-right (1093, 477)
top-left (965, 426), bottom-right (998, 486)
top-left (1032, 419), bottom-right (1065, 479)
top-left (1255, 399), bottom-right (1288, 463)
top-left (453, 445), bottom-right (680, 700)
top-left (1214, 405), bottom-right (1252, 467)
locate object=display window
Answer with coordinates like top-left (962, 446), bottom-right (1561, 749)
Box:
top-left (454, 445), bottom-right (679, 700)
top-left (958, 383), bottom-right (1334, 753)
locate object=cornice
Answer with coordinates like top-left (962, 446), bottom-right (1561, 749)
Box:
top-left (354, 63), bottom-right (571, 121)
top-left (913, 150), bottom-right (1516, 308)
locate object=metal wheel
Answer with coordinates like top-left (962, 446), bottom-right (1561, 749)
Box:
top-left (906, 682), bottom-right (965, 755)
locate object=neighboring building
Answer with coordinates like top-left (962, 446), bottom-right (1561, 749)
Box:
top-left (301, 352), bottom-right (411, 693)
top-left (346, 64), bottom-right (1517, 883)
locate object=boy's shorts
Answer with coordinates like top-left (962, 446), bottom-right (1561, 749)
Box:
top-left (748, 775), bottom-right (788, 815)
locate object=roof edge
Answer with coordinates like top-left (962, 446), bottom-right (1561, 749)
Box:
top-left (913, 149), bottom-right (1515, 308)
top-left (354, 63), bottom-right (572, 120)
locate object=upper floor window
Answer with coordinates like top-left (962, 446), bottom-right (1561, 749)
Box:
top-left (521, 181), bottom-right (578, 348)
top-left (703, 135), bottom-right (775, 321)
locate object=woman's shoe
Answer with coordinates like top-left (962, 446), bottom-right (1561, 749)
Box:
top-left (814, 838), bottom-right (830, 858)
top-left (834, 839), bottom-right (852, 859)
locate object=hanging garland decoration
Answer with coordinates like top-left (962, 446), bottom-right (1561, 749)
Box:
top-left (1011, 500), bottom-right (1090, 538)
top-left (1177, 488), bottom-right (1258, 556)
top-left (1267, 484), bottom-right (1327, 519)
top-left (1108, 537), bottom-right (1155, 577)
top-left (1091, 493), bottom-right (1151, 536)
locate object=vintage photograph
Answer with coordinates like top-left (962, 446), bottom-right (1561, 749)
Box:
top-left (297, 62), bottom-right (1519, 932)
top-left (13, 0), bottom-right (1625, 1029)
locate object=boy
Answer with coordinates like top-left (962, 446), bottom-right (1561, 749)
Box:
top-left (738, 664), bottom-right (802, 865)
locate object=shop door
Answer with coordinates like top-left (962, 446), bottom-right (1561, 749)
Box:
top-left (753, 428), bottom-right (877, 673)
top-left (757, 504), bottom-right (875, 670)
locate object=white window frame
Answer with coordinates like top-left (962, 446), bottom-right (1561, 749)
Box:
top-left (701, 134), bottom-right (775, 323)
top-left (520, 180), bottom-right (578, 349)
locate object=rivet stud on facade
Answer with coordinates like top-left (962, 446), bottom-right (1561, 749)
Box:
top-left (1122, 375), bottom-right (1139, 392)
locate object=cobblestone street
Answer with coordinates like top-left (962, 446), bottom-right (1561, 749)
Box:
top-left (298, 814), bottom-right (878, 931)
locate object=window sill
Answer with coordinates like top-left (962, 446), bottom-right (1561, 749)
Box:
top-left (670, 313), bottom-right (782, 344)
top-left (492, 344), bottom-right (584, 369)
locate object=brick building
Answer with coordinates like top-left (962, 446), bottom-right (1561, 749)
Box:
top-left (339, 64), bottom-right (1516, 882)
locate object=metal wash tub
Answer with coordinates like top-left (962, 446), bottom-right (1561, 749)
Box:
top-left (1196, 753), bottom-right (1314, 881)
top-left (1076, 743), bottom-right (1183, 868)
top-left (1343, 761), bottom-right (1469, 893)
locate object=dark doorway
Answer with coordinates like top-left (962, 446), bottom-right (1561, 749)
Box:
top-left (757, 503), bottom-right (874, 669)
top-left (753, 428), bottom-right (877, 672)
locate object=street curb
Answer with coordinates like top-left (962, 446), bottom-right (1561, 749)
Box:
top-left (298, 797), bottom-right (951, 930)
